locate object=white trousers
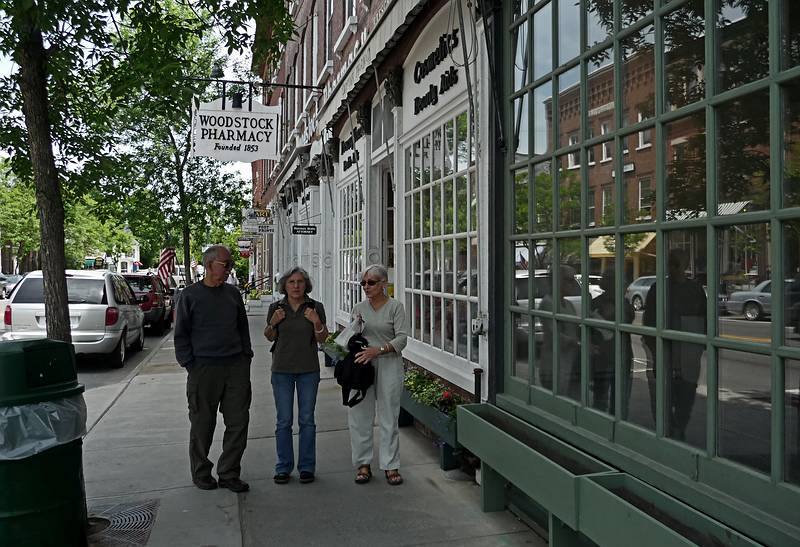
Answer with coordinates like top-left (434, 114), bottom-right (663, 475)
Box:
top-left (348, 357), bottom-right (404, 470)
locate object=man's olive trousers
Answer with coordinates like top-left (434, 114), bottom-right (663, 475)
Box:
top-left (186, 357), bottom-right (252, 480)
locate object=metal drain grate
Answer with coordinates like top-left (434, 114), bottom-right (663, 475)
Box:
top-left (88, 499), bottom-right (160, 546)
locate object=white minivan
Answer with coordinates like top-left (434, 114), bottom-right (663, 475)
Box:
top-left (1, 270), bottom-right (145, 368)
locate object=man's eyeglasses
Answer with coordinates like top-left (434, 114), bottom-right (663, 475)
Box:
top-left (360, 279), bottom-right (382, 287)
top-left (214, 260), bottom-right (234, 269)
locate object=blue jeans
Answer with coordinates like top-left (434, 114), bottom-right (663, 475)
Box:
top-left (271, 371), bottom-right (320, 474)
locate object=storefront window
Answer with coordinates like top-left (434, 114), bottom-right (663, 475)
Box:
top-left (405, 111), bottom-right (479, 363)
top-left (502, 1), bottom-right (800, 523)
top-left (338, 179), bottom-right (363, 316)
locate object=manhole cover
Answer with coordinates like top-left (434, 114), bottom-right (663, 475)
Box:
top-left (88, 499), bottom-right (160, 546)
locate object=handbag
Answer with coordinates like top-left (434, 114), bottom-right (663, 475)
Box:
top-left (333, 333), bottom-right (375, 407)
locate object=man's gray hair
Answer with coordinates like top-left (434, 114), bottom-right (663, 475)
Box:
top-left (277, 266), bottom-right (313, 295)
top-left (362, 264), bottom-right (389, 281)
top-left (202, 245), bottom-right (231, 268)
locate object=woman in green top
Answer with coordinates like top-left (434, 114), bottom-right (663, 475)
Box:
top-left (349, 264), bottom-right (408, 485)
top-left (264, 267), bottom-right (328, 484)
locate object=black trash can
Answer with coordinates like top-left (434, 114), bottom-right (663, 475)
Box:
top-left (0, 339), bottom-right (88, 547)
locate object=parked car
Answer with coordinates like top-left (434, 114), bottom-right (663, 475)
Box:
top-left (625, 275), bottom-right (657, 311)
top-left (514, 270), bottom-right (583, 349)
top-left (1, 274), bottom-right (23, 299)
top-left (1, 270), bottom-right (145, 368)
top-left (123, 273), bottom-right (170, 333)
top-left (726, 279), bottom-right (786, 321)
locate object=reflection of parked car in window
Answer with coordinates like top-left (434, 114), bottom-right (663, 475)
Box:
top-left (2, 270), bottom-right (145, 368)
top-left (726, 280), bottom-right (792, 321)
top-left (625, 275), bottom-right (656, 311)
top-left (123, 273), bottom-right (171, 334)
top-left (514, 270), bottom-right (583, 348)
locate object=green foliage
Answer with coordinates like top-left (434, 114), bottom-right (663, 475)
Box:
top-left (404, 368), bottom-right (465, 418)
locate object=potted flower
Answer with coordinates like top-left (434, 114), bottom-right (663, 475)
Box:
top-left (259, 288), bottom-right (273, 304)
top-left (246, 289), bottom-right (262, 308)
top-left (400, 368), bottom-right (465, 470)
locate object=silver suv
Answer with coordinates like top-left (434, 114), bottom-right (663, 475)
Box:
top-left (1, 270), bottom-right (145, 368)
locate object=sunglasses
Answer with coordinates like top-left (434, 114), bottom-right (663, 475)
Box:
top-left (360, 279), bottom-right (382, 287)
top-left (214, 260), bottom-right (234, 269)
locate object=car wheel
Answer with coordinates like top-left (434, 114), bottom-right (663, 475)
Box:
top-left (743, 302), bottom-right (762, 321)
top-left (632, 295), bottom-right (644, 311)
top-left (109, 331), bottom-right (126, 368)
top-left (131, 327), bottom-right (144, 352)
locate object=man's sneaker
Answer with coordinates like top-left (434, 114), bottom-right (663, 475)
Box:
top-left (218, 477), bottom-right (250, 493)
top-left (299, 471), bottom-right (315, 484)
top-left (193, 476), bottom-right (218, 490)
top-left (273, 472), bottom-right (290, 484)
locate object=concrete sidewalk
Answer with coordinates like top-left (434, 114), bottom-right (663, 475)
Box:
top-left (82, 307), bottom-right (545, 547)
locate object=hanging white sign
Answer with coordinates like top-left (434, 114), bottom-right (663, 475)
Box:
top-left (191, 98), bottom-right (281, 162)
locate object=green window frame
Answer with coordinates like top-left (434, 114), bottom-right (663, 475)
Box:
top-left (502, 0), bottom-right (800, 539)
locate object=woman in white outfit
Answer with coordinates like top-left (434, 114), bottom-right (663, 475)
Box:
top-left (349, 264), bottom-right (408, 485)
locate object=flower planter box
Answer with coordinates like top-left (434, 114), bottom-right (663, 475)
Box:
top-left (457, 403), bottom-right (615, 528)
top-left (246, 299), bottom-right (262, 308)
top-left (399, 390), bottom-right (458, 470)
top-left (578, 473), bottom-right (764, 547)
top-left (260, 295), bottom-right (273, 304)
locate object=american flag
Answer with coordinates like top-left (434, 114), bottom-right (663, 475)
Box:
top-left (158, 247), bottom-right (176, 284)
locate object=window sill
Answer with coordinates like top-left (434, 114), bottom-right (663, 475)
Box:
top-left (636, 143), bottom-right (652, 151)
top-left (316, 60), bottom-right (333, 86)
top-left (600, 158), bottom-right (613, 164)
top-left (567, 164), bottom-right (580, 170)
top-left (334, 16), bottom-right (358, 54)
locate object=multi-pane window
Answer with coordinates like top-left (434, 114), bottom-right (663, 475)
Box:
top-left (504, 0), bottom-right (800, 521)
top-left (339, 180), bottom-right (363, 316)
top-left (404, 111), bottom-right (479, 362)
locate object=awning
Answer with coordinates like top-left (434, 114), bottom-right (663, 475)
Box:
top-left (589, 232), bottom-right (656, 258)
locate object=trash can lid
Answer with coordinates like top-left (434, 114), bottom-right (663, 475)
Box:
top-left (0, 339), bottom-right (84, 406)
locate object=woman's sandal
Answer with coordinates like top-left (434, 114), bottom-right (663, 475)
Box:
top-left (385, 470), bottom-right (403, 486)
top-left (354, 465), bottom-right (372, 484)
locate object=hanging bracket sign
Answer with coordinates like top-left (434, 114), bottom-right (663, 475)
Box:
top-left (291, 224), bottom-right (318, 235)
top-left (192, 98), bottom-right (281, 162)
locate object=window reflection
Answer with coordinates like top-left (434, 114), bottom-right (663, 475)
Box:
top-left (662, 231), bottom-right (707, 336)
top-left (719, 348), bottom-right (771, 474)
top-left (539, 266), bottom-right (581, 400)
top-left (534, 81), bottom-right (553, 156)
top-left (664, 339), bottom-right (707, 447)
top-left (622, 25), bottom-right (654, 128)
top-left (532, 239), bottom-right (553, 389)
top-left (664, 0), bottom-right (705, 111)
top-left (511, 313), bottom-right (530, 383)
top-left (622, 0), bottom-right (652, 27)
top-left (716, 0), bottom-right (768, 92)
top-left (586, 0), bottom-right (612, 48)
top-left (558, 0), bottom-right (580, 65)
top-left (623, 231), bottom-right (657, 314)
top-left (783, 221), bottom-right (800, 348)
top-left (783, 79), bottom-right (800, 208)
top-left (533, 2), bottom-right (552, 80)
top-left (783, 0), bottom-right (800, 70)
top-left (627, 332), bottom-right (655, 429)
top-left (786, 358), bottom-right (800, 485)
top-left (534, 161), bottom-right (553, 232)
top-left (718, 223), bottom-right (772, 344)
top-left (513, 241), bottom-right (531, 307)
top-left (717, 90), bottom-right (770, 213)
top-left (514, 169), bottom-right (530, 234)
top-left (559, 155), bottom-right (580, 230)
top-left (558, 68), bottom-right (580, 149)
top-left (514, 94), bottom-right (529, 161)
top-left (513, 20), bottom-right (529, 93)
top-left (665, 112), bottom-right (706, 220)
top-left (587, 47), bottom-right (614, 135)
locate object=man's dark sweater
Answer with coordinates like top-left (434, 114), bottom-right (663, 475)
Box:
top-left (174, 281), bottom-right (253, 368)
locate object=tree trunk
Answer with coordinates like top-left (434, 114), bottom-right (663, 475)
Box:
top-left (15, 7), bottom-right (71, 343)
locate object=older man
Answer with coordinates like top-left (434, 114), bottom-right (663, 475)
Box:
top-left (174, 245), bottom-right (253, 492)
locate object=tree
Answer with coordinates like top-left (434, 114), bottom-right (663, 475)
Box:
top-left (0, 0), bottom-right (293, 341)
top-left (0, 162), bottom-right (39, 270)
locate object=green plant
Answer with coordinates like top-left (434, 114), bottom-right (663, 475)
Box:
top-left (404, 368), bottom-right (465, 417)
top-left (248, 289), bottom-right (260, 300)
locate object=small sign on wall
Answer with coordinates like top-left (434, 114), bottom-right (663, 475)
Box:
top-left (291, 224), bottom-right (318, 235)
